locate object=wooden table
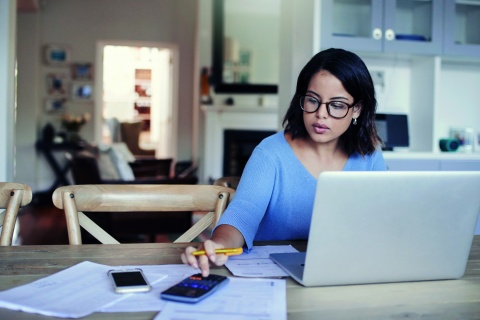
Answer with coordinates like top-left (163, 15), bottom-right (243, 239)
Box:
top-left (0, 237), bottom-right (479, 319)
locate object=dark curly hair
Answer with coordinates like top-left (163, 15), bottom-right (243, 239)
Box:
top-left (283, 48), bottom-right (382, 156)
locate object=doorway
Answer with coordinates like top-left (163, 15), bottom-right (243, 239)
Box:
top-left (95, 41), bottom-right (178, 158)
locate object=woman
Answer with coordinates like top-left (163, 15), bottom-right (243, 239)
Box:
top-left (182, 48), bottom-right (387, 276)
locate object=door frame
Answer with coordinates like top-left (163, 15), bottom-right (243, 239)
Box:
top-left (95, 40), bottom-right (179, 159)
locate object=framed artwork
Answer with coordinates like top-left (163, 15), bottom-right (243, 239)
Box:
top-left (46, 73), bottom-right (68, 95)
top-left (71, 82), bottom-right (93, 101)
top-left (71, 63), bottom-right (93, 80)
top-left (450, 127), bottom-right (474, 151)
top-left (44, 44), bottom-right (71, 67)
top-left (44, 98), bottom-right (66, 113)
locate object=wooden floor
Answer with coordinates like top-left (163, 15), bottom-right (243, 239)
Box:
top-left (18, 203), bottom-right (70, 245)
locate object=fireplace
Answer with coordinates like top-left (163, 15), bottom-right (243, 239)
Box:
top-left (223, 129), bottom-right (276, 176)
top-left (201, 105), bottom-right (279, 182)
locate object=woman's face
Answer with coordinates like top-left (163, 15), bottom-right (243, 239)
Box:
top-left (302, 70), bottom-right (361, 147)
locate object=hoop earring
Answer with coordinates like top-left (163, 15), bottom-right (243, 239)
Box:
top-left (352, 118), bottom-right (357, 125)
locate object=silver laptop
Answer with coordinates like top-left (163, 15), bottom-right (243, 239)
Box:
top-left (270, 171), bottom-right (480, 287)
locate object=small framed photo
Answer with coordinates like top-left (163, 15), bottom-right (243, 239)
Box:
top-left (45, 97), bottom-right (66, 113)
top-left (450, 127), bottom-right (474, 152)
top-left (71, 82), bottom-right (93, 101)
top-left (44, 44), bottom-right (71, 67)
top-left (71, 63), bottom-right (93, 80)
top-left (46, 73), bottom-right (69, 95)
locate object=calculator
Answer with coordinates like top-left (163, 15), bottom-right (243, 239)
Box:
top-left (160, 273), bottom-right (229, 303)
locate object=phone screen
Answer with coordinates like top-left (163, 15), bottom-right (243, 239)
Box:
top-left (108, 269), bottom-right (151, 293)
top-left (111, 271), bottom-right (148, 287)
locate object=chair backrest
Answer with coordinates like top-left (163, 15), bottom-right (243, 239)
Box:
top-left (214, 176), bottom-right (240, 190)
top-left (0, 182), bottom-right (33, 246)
top-left (52, 184), bottom-right (235, 245)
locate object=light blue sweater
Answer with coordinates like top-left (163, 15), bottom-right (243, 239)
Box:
top-left (215, 131), bottom-right (387, 249)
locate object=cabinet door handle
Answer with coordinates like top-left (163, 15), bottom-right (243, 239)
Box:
top-left (372, 28), bottom-right (382, 40)
top-left (385, 29), bottom-right (395, 41)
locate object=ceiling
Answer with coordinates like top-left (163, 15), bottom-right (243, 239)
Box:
top-left (17, 0), bottom-right (41, 12)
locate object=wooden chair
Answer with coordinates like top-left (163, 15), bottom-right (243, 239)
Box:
top-left (0, 183), bottom-right (32, 246)
top-left (214, 176), bottom-right (240, 190)
top-left (52, 184), bottom-right (235, 245)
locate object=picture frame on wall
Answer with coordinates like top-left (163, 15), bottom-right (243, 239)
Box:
top-left (44, 97), bottom-right (66, 113)
top-left (71, 82), bottom-right (93, 102)
top-left (71, 63), bottom-right (93, 80)
top-left (46, 73), bottom-right (69, 95)
top-left (44, 44), bottom-right (71, 67)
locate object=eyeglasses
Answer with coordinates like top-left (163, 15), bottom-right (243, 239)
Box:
top-left (300, 95), bottom-right (355, 119)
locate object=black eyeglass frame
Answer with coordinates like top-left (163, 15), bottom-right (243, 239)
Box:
top-left (299, 95), bottom-right (357, 119)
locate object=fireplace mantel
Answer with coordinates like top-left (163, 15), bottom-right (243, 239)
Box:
top-left (201, 105), bottom-right (279, 182)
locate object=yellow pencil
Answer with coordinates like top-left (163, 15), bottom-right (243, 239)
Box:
top-left (192, 247), bottom-right (243, 256)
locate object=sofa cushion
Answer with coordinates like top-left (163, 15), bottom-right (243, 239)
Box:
top-left (97, 151), bottom-right (121, 180)
top-left (107, 145), bottom-right (135, 181)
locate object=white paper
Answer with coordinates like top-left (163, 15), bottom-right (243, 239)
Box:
top-left (155, 277), bottom-right (287, 320)
top-left (0, 261), bottom-right (195, 318)
top-left (0, 261), bottom-right (121, 318)
top-left (225, 245), bottom-right (298, 277)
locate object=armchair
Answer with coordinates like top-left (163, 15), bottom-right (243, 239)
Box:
top-left (119, 121), bottom-right (155, 157)
top-left (66, 143), bottom-right (197, 185)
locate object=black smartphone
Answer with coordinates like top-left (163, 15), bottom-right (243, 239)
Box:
top-left (108, 269), bottom-right (151, 293)
top-left (160, 273), bottom-right (229, 303)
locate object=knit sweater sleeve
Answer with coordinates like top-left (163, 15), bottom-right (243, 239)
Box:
top-left (214, 144), bottom-right (278, 249)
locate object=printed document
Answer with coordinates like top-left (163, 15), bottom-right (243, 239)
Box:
top-left (155, 277), bottom-right (286, 320)
top-left (225, 245), bottom-right (298, 277)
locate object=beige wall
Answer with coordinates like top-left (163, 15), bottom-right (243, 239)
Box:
top-left (15, 0), bottom-right (198, 191)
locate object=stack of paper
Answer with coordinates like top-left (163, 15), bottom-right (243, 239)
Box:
top-left (0, 245), bottom-right (292, 319)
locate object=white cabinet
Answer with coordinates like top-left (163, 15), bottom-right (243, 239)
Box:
top-left (384, 153), bottom-right (480, 171)
top-left (320, 0), bottom-right (443, 55)
top-left (443, 0), bottom-right (480, 57)
top-left (320, 0), bottom-right (480, 58)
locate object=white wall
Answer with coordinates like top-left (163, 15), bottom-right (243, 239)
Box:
top-left (196, 0), bottom-right (214, 181)
top-left (361, 56), bottom-right (411, 115)
top-left (16, 11), bottom-right (41, 191)
top-left (16, 0), bottom-right (198, 191)
top-left (0, 0), bottom-right (16, 182)
top-left (278, 0), bottom-right (318, 131)
top-left (437, 61), bottom-right (480, 149)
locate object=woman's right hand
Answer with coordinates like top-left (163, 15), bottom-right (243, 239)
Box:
top-left (181, 239), bottom-right (229, 277)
